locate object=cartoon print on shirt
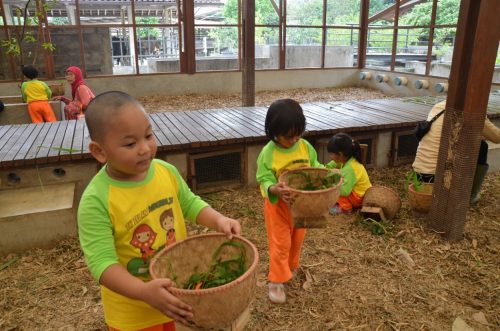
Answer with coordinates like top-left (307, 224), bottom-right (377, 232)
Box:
top-left (160, 208), bottom-right (176, 246)
top-left (130, 224), bottom-right (157, 262)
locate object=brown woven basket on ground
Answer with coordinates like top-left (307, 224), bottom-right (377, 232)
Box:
top-left (149, 233), bottom-right (259, 331)
top-left (408, 183), bottom-right (433, 217)
top-left (278, 167), bottom-right (343, 228)
top-left (362, 185), bottom-right (402, 220)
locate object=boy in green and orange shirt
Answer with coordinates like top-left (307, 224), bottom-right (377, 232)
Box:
top-left (78, 91), bottom-right (241, 330)
top-left (20, 65), bottom-right (57, 123)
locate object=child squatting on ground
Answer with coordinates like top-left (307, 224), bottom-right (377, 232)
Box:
top-left (77, 91), bottom-right (241, 331)
top-left (256, 99), bottom-right (323, 304)
top-left (326, 133), bottom-right (372, 215)
top-left (20, 65), bottom-right (57, 123)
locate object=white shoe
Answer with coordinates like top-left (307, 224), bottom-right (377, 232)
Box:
top-left (268, 282), bottom-right (286, 304)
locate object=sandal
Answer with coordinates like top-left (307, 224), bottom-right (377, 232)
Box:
top-left (268, 282), bottom-right (286, 304)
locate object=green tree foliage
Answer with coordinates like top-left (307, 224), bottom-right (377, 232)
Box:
top-left (399, 0), bottom-right (460, 44)
top-left (0, 0), bottom-right (56, 68)
top-left (136, 17), bottom-right (161, 38)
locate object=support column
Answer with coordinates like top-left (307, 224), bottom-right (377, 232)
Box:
top-left (242, 0), bottom-right (255, 106)
top-left (428, 0), bottom-right (500, 241)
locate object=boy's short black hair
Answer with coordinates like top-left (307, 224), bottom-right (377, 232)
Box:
top-left (0, 100), bottom-right (4, 112)
top-left (22, 65), bottom-right (38, 79)
top-left (85, 91), bottom-right (143, 142)
top-left (265, 99), bottom-right (306, 142)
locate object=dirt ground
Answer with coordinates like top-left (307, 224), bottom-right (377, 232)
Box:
top-left (1, 87), bottom-right (499, 331)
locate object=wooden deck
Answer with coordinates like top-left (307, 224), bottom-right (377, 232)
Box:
top-left (1, 95), bottom-right (500, 170)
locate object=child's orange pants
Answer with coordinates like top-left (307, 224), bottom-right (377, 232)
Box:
top-left (337, 191), bottom-right (363, 211)
top-left (264, 198), bottom-right (306, 283)
top-left (28, 100), bottom-right (56, 123)
top-left (108, 321), bottom-right (175, 331)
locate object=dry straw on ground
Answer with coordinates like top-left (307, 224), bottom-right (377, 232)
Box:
top-left (137, 87), bottom-right (388, 113)
top-left (1, 88), bottom-right (498, 331)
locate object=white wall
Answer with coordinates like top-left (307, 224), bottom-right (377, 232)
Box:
top-left (0, 68), bottom-right (360, 98)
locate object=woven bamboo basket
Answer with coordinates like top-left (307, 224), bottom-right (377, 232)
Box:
top-left (48, 83), bottom-right (65, 96)
top-left (278, 167), bottom-right (343, 228)
top-left (149, 233), bottom-right (259, 331)
top-left (362, 185), bottom-right (402, 220)
top-left (408, 183), bottom-right (433, 216)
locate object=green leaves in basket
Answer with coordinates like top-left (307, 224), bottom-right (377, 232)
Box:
top-left (287, 170), bottom-right (341, 191)
top-left (406, 170), bottom-right (423, 192)
top-left (183, 241), bottom-right (247, 290)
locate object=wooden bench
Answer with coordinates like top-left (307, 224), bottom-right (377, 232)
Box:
top-left (1, 95), bottom-right (500, 171)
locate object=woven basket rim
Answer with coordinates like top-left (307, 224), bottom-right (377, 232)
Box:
top-left (278, 167), bottom-right (343, 194)
top-left (149, 233), bottom-right (259, 296)
top-left (408, 183), bottom-right (433, 196)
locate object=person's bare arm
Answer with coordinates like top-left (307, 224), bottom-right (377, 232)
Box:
top-left (482, 118), bottom-right (500, 144)
top-left (196, 207), bottom-right (241, 238)
top-left (99, 264), bottom-right (193, 323)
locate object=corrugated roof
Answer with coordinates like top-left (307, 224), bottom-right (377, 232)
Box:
top-left (3, 0), bottom-right (222, 6)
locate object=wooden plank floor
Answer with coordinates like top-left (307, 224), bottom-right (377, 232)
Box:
top-left (1, 95), bottom-right (499, 170)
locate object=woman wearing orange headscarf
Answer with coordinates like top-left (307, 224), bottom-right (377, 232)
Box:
top-left (53, 66), bottom-right (95, 120)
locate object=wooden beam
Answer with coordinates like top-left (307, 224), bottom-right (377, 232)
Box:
top-left (357, 0), bottom-right (369, 68)
top-left (424, 0), bottom-right (438, 76)
top-left (390, 0), bottom-right (401, 71)
top-left (241, 0), bottom-right (255, 106)
top-left (429, 0), bottom-right (500, 240)
top-left (182, 0), bottom-right (196, 74)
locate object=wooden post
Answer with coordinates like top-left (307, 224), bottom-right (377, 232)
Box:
top-left (241, 0), bottom-right (255, 106)
top-left (428, 0), bottom-right (500, 240)
top-left (357, 0), bottom-right (369, 69)
top-left (183, 0), bottom-right (196, 74)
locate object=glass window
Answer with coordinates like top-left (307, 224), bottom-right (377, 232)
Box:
top-left (137, 27), bottom-right (180, 73)
top-left (429, 27), bottom-right (456, 78)
top-left (3, 1), bottom-right (39, 26)
top-left (326, 0), bottom-right (361, 26)
top-left (79, 1), bottom-right (131, 25)
top-left (436, 0), bottom-right (460, 25)
top-left (286, 27), bottom-right (322, 68)
top-left (256, 26), bottom-right (279, 70)
top-left (255, 0), bottom-right (279, 25)
top-left (135, 1), bottom-right (179, 25)
top-left (368, 0), bottom-right (396, 26)
top-left (287, 0), bottom-right (323, 26)
top-left (195, 26), bottom-right (239, 72)
top-left (365, 27), bottom-right (393, 70)
top-left (398, 0), bottom-right (433, 27)
top-left (46, 0), bottom-right (75, 26)
top-left (394, 28), bottom-right (428, 73)
top-left (325, 28), bottom-right (357, 68)
top-left (195, 1), bottom-right (229, 26)
top-left (82, 27), bottom-right (131, 76)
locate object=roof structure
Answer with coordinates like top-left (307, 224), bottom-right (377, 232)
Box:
top-left (369, 0), bottom-right (427, 24)
top-left (2, 0), bottom-right (224, 24)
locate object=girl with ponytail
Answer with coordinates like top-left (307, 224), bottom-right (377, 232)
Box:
top-left (326, 133), bottom-right (372, 215)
